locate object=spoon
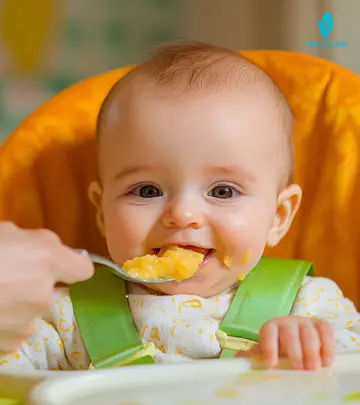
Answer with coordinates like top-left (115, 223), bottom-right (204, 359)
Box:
top-left (76, 249), bottom-right (175, 284)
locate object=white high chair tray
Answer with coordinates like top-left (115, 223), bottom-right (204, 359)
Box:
top-left (28, 355), bottom-right (360, 405)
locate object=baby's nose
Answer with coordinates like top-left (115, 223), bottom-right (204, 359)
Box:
top-left (161, 199), bottom-right (204, 229)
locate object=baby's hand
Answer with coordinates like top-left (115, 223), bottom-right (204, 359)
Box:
top-left (236, 316), bottom-right (335, 370)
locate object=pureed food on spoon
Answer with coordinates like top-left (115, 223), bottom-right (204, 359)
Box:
top-left (122, 245), bottom-right (205, 282)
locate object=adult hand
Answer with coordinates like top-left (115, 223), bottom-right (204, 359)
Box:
top-left (0, 222), bottom-right (94, 354)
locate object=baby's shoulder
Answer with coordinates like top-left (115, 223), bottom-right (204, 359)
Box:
top-left (301, 275), bottom-right (342, 292)
top-left (298, 275), bottom-right (344, 300)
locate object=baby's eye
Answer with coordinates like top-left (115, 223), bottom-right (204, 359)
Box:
top-left (208, 185), bottom-right (238, 199)
top-left (131, 185), bottom-right (163, 198)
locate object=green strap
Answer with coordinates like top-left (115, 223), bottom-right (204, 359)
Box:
top-left (219, 257), bottom-right (315, 357)
top-left (70, 265), bottom-right (154, 369)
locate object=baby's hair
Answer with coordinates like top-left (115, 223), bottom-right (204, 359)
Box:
top-left (97, 41), bottom-right (294, 185)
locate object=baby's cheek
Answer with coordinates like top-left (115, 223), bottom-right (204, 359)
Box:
top-left (223, 251), bottom-right (256, 282)
top-left (221, 232), bottom-right (268, 282)
top-left (217, 227), bottom-right (266, 269)
top-left (213, 211), bottom-right (260, 248)
top-left (103, 206), bottom-right (150, 263)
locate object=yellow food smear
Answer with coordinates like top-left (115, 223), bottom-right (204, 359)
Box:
top-left (223, 250), bottom-right (252, 281)
top-left (215, 386), bottom-right (239, 399)
top-left (223, 249), bottom-right (252, 270)
top-left (122, 246), bottom-right (204, 282)
top-left (343, 392), bottom-right (360, 402)
top-left (223, 255), bottom-right (233, 268)
top-left (240, 249), bottom-right (252, 264)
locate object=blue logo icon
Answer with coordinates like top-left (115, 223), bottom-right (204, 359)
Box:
top-left (307, 12), bottom-right (348, 48)
top-left (318, 13), bottom-right (334, 39)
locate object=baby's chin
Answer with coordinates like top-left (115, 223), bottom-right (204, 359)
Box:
top-left (145, 271), bottom-right (237, 298)
top-left (150, 281), bottom-right (211, 297)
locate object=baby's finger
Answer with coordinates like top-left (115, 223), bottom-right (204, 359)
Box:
top-left (279, 323), bottom-right (303, 369)
top-left (299, 322), bottom-right (321, 370)
top-left (259, 320), bottom-right (279, 368)
top-left (315, 320), bottom-right (335, 367)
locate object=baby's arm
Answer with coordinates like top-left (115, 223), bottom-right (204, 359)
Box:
top-left (0, 288), bottom-right (90, 370)
top-left (236, 277), bottom-right (359, 370)
top-left (291, 277), bottom-right (360, 353)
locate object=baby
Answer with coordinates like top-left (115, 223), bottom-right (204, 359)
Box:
top-left (1, 41), bottom-right (360, 372)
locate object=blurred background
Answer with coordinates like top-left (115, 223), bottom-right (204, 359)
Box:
top-left (0, 0), bottom-right (358, 142)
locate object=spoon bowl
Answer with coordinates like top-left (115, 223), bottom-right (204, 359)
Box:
top-left (76, 249), bottom-right (175, 284)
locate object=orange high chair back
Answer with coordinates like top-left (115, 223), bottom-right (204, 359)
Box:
top-left (0, 51), bottom-right (359, 306)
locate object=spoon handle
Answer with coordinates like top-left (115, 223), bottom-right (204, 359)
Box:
top-left (74, 249), bottom-right (174, 284)
top-left (75, 249), bottom-right (134, 281)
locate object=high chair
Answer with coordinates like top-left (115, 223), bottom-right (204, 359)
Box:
top-left (1, 48), bottom-right (360, 405)
top-left (0, 50), bottom-right (360, 312)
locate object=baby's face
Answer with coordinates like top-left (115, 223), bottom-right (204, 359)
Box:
top-left (94, 89), bottom-right (298, 297)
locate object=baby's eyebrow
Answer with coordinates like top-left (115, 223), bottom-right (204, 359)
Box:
top-left (203, 165), bottom-right (256, 182)
top-left (112, 165), bottom-right (154, 181)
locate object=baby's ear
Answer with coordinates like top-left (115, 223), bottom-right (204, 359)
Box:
top-left (267, 184), bottom-right (302, 247)
top-left (88, 181), bottom-right (106, 237)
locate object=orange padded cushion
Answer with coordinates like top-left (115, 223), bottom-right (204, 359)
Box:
top-left (0, 51), bottom-right (359, 306)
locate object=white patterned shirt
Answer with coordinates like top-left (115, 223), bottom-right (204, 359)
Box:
top-left (1, 277), bottom-right (360, 370)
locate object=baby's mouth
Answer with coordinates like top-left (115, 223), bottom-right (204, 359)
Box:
top-left (152, 245), bottom-right (214, 259)
top-left (123, 245), bottom-right (214, 283)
